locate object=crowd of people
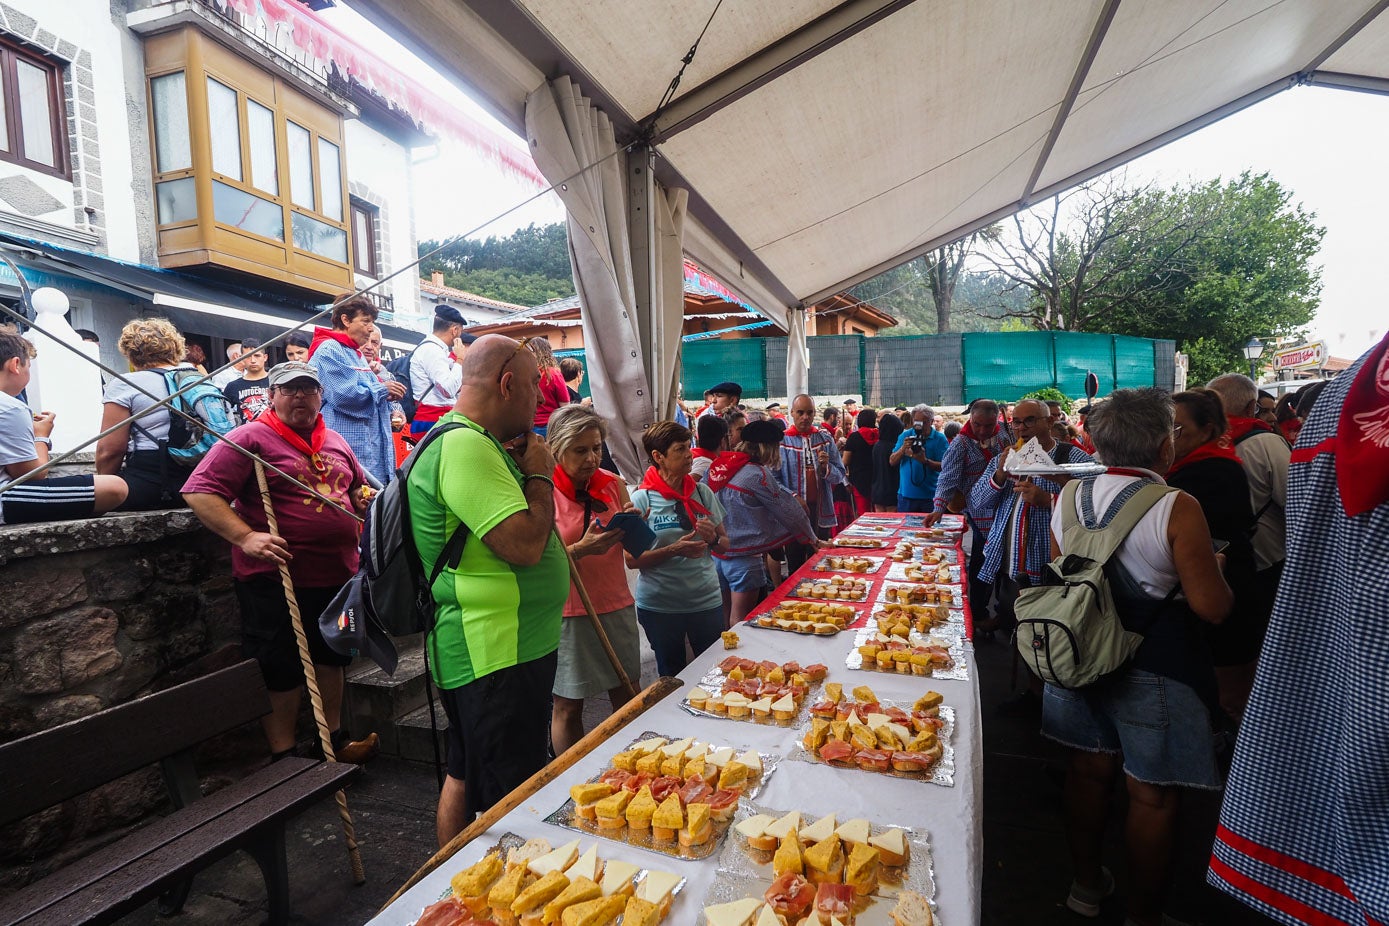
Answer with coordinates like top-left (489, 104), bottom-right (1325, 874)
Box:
top-left (1, 298), bottom-right (1380, 925)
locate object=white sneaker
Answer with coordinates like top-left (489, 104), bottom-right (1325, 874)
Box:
top-left (1066, 867), bottom-right (1115, 917)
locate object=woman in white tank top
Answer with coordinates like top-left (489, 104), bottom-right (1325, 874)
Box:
top-left (1043, 388), bottom-right (1233, 926)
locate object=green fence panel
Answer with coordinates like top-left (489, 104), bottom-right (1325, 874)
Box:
top-left (865, 334), bottom-right (963, 407)
top-left (807, 335), bottom-right (865, 398)
top-left (1151, 339), bottom-right (1177, 392)
top-left (1053, 332), bottom-right (1116, 399)
top-left (962, 332), bottom-right (1056, 402)
top-left (684, 338), bottom-right (766, 399)
top-left (1114, 336), bottom-right (1156, 391)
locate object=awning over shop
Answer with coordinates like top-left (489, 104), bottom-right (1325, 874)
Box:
top-left (0, 233), bottom-right (424, 352)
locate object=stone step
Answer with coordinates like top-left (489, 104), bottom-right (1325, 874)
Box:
top-left (396, 700), bottom-right (449, 765)
top-left (344, 640), bottom-right (430, 756)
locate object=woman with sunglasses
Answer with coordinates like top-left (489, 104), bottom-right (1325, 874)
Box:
top-left (547, 404), bottom-right (642, 754)
top-left (629, 420), bottom-right (731, 675)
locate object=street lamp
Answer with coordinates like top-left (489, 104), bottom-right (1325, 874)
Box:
top-left (1242, 336), bottom-right (1264, 381)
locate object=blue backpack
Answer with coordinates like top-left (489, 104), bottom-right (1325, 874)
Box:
top-left (158, 367), bottom-right (237, 465)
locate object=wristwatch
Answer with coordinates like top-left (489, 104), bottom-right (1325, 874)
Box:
top-left (34, 437), bottom-right (52, 448)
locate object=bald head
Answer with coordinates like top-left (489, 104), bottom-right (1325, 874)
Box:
top-left (454, 334), bottom-right (542, 440)
top-left (790, 393), bottom-right (816, 431)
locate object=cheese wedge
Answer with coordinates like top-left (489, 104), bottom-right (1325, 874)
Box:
top-left (864, 712), bottom-right (891, 730)
top-left (635, 869), bottom-right (681, 907)
top-left (660, 736), bottom-right (693, 757)
top-left (560, 894), bottom-right (627, 926)
top-left (835, 818), bottom-right (871, 846)
top-left (754, 903), bottom-right (782, 926)
top-left (748, 696), bottom-right (773, 715)
top-left (707, 746), bottom-right (735, 767)
top-left (598, 859), bottom-right (639, 897)
top-left (884, 722), bottom-right (913, 747)
top-left (528, 839), bottom-right (581, 877)
top-left (734, 750), bottom-right (764, 775)
top-left (703, 897), bottom-right (765, 926)
top-left (799, 813), bottom-right (837, 844)
top-left (618, 895), bottom-right (662, 926)
top-left (686, 741), bottom-right (709, 759)
top-left (764, 810), bottom-right (801, 840)
top-left (630, 736), bottom-right (667, 754)
top-left (868, 827), bottom-right (910, 865)
top-left (846, 710), bottom-right (867, 728)
top-left (565, 844), bottom-right (601, 883)
top-left (770, 694), bottom-right (796, 713)
top-left (735, 813), bottom-right (775, 840)
top-left (541, 876), bottom-right (601, 924)
top-left (688, 686), bottom-right (712, 704)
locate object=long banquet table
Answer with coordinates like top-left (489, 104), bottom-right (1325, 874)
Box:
top-left (370, 513), bottom-right (982, 926)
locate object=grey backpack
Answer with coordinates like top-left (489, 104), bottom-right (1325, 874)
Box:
top-left (1014, 480), bottom-right (1175, 689)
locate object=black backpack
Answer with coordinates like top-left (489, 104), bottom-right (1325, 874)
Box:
top-left (385, 346), bottom-right (421, 422)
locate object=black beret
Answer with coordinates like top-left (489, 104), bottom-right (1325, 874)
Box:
top-left (434, 305), bottom-right (466, 326)
top-left (708, 381), bottom-right (742, 397)
top-left (741, 420), bottom-right (784, 444)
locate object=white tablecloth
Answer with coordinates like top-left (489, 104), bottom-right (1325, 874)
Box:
top-left (368, 628), bottom-right (982, 925)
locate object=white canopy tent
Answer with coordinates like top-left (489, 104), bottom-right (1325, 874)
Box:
top-left (354, 0), bottom-right (1389, 467)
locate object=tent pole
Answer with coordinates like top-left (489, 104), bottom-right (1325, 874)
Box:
top-left (627, 144), bottom-right (667, 418)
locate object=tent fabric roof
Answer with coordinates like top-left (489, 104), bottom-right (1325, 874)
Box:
top-left (354, 0), bottom-right (1389, 316)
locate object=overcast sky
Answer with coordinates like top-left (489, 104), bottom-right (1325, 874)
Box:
top-left (332, 4), bottom-right (1384, 362)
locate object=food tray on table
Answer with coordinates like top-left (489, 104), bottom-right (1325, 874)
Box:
top-left (412, 832), bottom-right (691, 926)
top-left (870, 602), bottom-right (966, 636)
top-left (788, 576), bottom-right (873, 602)
top-left (682, 657), bottom-right (829, 726)
top-left (887, 559), bottom-right (960, 583)
top-left (716, 801), bottom-right (936, 909)
top-left (544, 731), bottom-right (779, 861)
top-left (880, 581), bottom-right (962, 610)
top-left (748, 600), bottom-right (864, 635)
top-left (790, 689), bottom-right (957, 787)
top-left (701, 871), bottom-right (938, 926)
top-left (888, 541), bottom-right (959, 565)
top-left (811, 554), bottom-right (885, 575)
top-left (838, 523), bottom-right (896, 536)
top-left (847, 626), bottom-right (970, 681)
top-left (827, 536), bottom-right (891, 549)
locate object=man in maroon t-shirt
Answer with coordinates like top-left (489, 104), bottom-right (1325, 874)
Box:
top-left (183, 361), bottom-right (378, 763)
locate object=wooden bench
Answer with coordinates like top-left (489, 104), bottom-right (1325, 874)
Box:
top-left (0, 659), bottom-right (359, 926)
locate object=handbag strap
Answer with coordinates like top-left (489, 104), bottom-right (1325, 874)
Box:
top-left (1060, 479), bottom-right (1175, 567)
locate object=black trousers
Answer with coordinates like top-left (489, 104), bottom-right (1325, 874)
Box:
top-left (966, 525), bottom-right (993, 623)
top-left (784, 523), bottom-right (831, 573)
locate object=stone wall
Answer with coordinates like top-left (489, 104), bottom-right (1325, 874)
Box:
top-left (0, 509), bottom-right (256, 892)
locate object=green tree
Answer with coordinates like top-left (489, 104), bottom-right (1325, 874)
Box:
top-left (981, 171), bottom-right (1323, 385)
top-left (419, 222), bottom-right (575, 305)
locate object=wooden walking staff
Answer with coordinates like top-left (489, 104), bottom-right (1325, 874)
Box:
top-left (253, 460), bottom-right (367, 885)
top-left (563, 542), bottom-right (640, 702)
top-left (381, 674), bottom-right (682, 909)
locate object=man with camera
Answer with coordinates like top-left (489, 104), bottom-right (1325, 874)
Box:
top-left (888, 403), bottom-right (948, 512)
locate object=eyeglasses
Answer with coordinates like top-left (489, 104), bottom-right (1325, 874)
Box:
top-left (274, 384), bottom-right (321, 396)
top-left (497, 336), bottom-right (533, 384)
top-left (1172, 424), bottom-right (1184, 439)
top-left (1016, 415), bottom-right (1046, 427)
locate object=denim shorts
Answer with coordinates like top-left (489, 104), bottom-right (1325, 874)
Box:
top-left (716, 554), bottom-right (767, 592)
top-left (1041, 669), bottom-right (1221, 790)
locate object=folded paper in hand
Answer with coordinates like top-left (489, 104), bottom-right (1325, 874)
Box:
top-left (1004, 438), bottom-right (1056, 474)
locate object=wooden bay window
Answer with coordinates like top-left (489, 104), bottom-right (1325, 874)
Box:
top-left (0, 37), bottom-right (68, 179)
top-left (145, 26), bottom-right (351, 297)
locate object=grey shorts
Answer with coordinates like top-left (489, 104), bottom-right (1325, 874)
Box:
top-left (1041, 669), bottom-right (1221, 790)
top-left (553, 604), bottom-right (642, 700)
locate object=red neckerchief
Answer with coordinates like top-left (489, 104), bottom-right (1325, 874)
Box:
top-left (856, 427), bottom-right (880, 446)
top-left (1106, 466), bottom-right (1159, 480)
top-left (821, 422), bottom-right (837, 435)
top-left (704, 451), bottom-right (752, 492)
top-left (1279, 419), bottom-right (1301, 444)
top-left (552, 463), bottom-right (618, 503)
top-left (959, 420), bottom-right (1001, 457)
top-left (261, 409), bottom-right (329, 476)
top-left (1226, 415), bottom-right (1272, 444)
top-left (638, 466), bottom-right (712, 522)
top-left (1167, 438), bottom-right (1241, 478)
top-left (308, 326), bottom-right (361, 359)
top-left (1338, 332), bottom-right (1389, 516)
top-left (692, 448), bottom-right (719, 461)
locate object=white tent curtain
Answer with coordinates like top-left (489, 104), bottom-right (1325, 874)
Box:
top-left (786, 307), bottom-right (810, 398)
top-left (525, 77), bottom-right (688, 479)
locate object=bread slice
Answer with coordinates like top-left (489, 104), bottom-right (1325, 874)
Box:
top-left (507, 838), bottom-right (552, 872)
top-left (799, 814), bottom-right (837, 845)
top-left (598, 859), bottom-right (638, 897)
top-left (703, 897), bottom-right (765, 926)
top-left (679, 802), bottom-right (713, 847)
top-left (868, 827), bottom-right (910, 867)
top-left (559, 894), bottom-right (626, 926)
top-left (888, 890), bottom-right (933, 926)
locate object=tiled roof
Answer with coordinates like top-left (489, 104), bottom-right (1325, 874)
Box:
top-left (419, 279), bottom-right (529, 313)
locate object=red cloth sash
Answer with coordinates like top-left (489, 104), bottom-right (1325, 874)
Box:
top-left (307, 326), bottom-right (361, 359)
top-left (261, 409), bottom-right (329, 475)
top-left (638, 466), bottom-right (712, 522)
top-left (856, 427), bottom-right (879, 446)
top-left (1338, 332), bottom-right (1389, 516)
top-left (692, 448), bottom-right (719, 461)
top-left (553, 462), bottom-right (618, 503)
top-left (704, 452), bottom-right (751, 493)
top-left (1226, 415), bottom-right (1272, 444)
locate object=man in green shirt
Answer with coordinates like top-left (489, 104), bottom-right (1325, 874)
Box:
top-left (408, 335), bottom-right (568, 844)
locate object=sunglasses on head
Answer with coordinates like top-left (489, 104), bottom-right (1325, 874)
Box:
top-left (497, 336), bottom-right (533, 384)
